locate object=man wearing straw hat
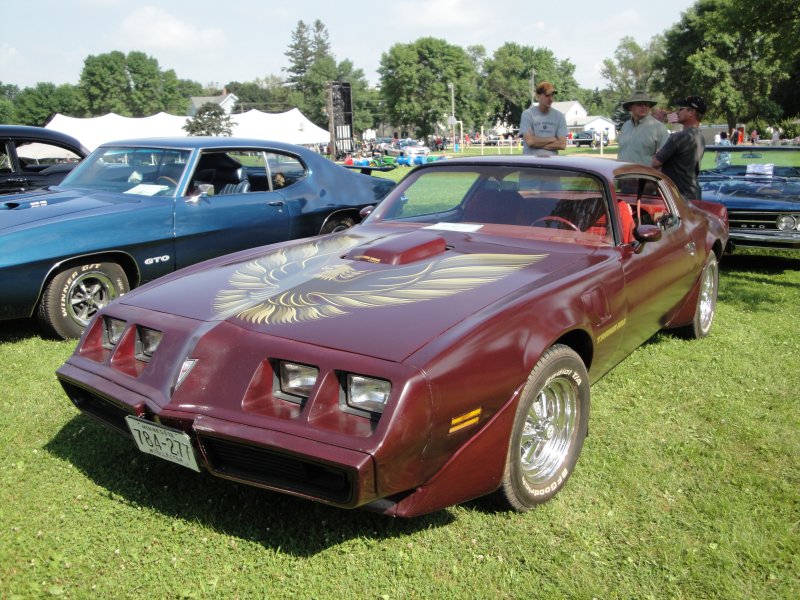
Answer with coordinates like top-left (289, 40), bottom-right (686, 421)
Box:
top-left (617, 91), bottom-right (669, 166)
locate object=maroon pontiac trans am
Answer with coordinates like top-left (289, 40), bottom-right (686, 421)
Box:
top-left (57, 155), bottom-right (728, 517)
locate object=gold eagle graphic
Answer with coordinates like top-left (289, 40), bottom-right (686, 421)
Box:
top-left (213, 236), bottom-right (546, 325)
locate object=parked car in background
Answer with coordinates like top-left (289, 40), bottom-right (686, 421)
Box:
top-left (1, 137), bottom-right (395, 339)
top-left (699, 144), bottom-right (800, 250)
top-left (1, 125), bottom-right (88, 194)
top-left (386, 138), bottom-right (430, 158)
top-left (572, 131), bottom-right (609, 148)
top-left (57, 154), bottom-right (728, 518)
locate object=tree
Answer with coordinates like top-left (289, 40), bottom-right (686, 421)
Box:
top-left (481, 43), bottom-right (580, 129)
top-left (600, 36), bottom-right (665, 102)
top-left (183, 103), bottom-right (233, 136)
top-left (232, 77), bottom-right (294, 113)
top-left (379, 38), bottom-right (478, 138)
top-left (79, 51), bottom-right (131, 115)
top-left (284, 20), bottom-right (313, 98)
top-left (13, 83), bottom-right (84, 126)
top-left (656, 0), bottom-right (789, 129)
top-left (79, 50), bottom-right (195, 117)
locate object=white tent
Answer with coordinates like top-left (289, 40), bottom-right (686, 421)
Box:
top-left (46, 109), bottom-right (330, 151)
top-left (232, 108), bottom-right (329, 145)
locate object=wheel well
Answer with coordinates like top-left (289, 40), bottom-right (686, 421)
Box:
top-left (38, 252), bottom-right (141, 308)
top-left (319, 209), bottom-right (361, 232)
top-left (552, 328), bottom-right (594, 371)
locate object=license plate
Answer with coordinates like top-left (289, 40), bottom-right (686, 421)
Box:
top-left (125, 416), bottom-right (201, 472)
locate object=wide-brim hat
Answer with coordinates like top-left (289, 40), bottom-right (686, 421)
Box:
top-left (623, 91), bottom-right (658, 109)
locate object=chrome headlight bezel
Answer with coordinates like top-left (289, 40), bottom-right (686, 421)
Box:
top-left (276, 361), bottom-right (319, 402)
top-left (343, 374), bottom-right (391, 418)
top-left (102, 317), bottom-right (127, 350)
top-left (776, 214), bottom-right (796, 231)
top-left (135, 327), bottom-right (163, 362)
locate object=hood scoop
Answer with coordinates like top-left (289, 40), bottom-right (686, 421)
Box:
top-left (344, 230), bottom-right (448, 265)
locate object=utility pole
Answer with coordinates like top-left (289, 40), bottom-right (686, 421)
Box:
top-left (530, 68), bottom-right (536, 105)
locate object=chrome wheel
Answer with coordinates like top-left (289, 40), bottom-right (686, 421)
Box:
top-left (66, 271), bottom-right (118, 326)
top-left (496, 344), bottom-right (589, 511)
top-left (697, 254), bottom-right (718, 335)
top-left (519, 376), bottom-right (578, 485)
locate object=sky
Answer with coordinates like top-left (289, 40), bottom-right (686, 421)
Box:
top-left (1, 0), bottom-right (697, 92)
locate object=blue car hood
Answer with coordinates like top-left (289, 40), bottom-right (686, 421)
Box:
top-left (0, 188), bottom-right (140, 232)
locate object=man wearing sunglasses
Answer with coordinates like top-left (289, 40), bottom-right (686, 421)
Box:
top-left (520, 82), bottom-right (567, 155)
top-left (652, 95), bottom-right (707, 200)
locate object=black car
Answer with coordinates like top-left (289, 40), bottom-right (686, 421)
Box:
top-left (0, 125), bottom-right (88, 194)
top-left (699, 145), bottom-right (800, 250)
top-left (572, 131), bottom-right (609, 148)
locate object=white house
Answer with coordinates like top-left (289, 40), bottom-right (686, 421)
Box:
top-left (188, 91), bottom-right (239, 116)
top-left (552, 101), bottom-right (617, 141)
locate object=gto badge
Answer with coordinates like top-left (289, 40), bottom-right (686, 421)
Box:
top-left (144, 255), bottom-right (171, 265)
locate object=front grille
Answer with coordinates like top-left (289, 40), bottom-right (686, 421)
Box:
top-left (728, 210), bottom-right (780, 231)
top-left (61, 380), bottom-right (134, 436)
top-left (199, 435), bottom-right (352, 503)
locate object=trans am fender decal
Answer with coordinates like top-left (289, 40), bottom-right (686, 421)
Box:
top-left (213, 236), bottom-right (546, 325)
top-left (449, 408), bottom-right (482, 434)
top-left (596, 318), bottom-right (626, 343)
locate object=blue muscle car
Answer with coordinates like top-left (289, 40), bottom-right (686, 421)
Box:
top-left (699, 144), bottom-right (800, 251)
top-left (0, 137), bottom-right (394, 338)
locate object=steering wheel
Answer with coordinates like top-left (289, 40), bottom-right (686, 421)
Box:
top-left (531, 215), bottom-right (580, 231)
top-left (155, 175), bottom-right (178, 187)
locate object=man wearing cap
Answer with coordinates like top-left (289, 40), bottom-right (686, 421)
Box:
top-left (652, 95), bottom-right (707, 200)
top-left (617, 91), bottom-right (669, 166)
top-left (520, 82), bottom-right (567, 155)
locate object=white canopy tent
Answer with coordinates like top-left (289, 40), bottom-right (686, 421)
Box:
top-left (46, 108), bottom-right (330, 151)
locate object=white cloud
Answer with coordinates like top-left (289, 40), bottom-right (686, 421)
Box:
top-left (117, 6), bottom-right (226, 50)
top-left (0, 43), bottom-right (19, 66)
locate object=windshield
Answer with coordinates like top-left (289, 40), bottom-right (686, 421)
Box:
top-left (369, 164), bottom-right (613, 245)
top-left (700, 146), bottom-right (800, 179)
top-left (60, 146), bottom-right (192, 196)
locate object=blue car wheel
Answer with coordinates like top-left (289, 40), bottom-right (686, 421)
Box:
top-left (37, 261), bottom-right (129, 339)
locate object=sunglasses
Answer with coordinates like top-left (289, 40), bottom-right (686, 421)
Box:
top-left (538, 92), bottom-right (555, 97)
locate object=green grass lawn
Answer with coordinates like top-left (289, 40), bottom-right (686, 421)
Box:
top-left (1, 249), bottom-right (798, 599)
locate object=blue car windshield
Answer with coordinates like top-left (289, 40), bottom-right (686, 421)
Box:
top-left (60, 146), bottom-right (192, 196)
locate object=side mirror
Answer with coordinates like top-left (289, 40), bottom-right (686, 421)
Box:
top-left (186, 183), bottom-right (213, 203)
top-left (632, 224), bottom-right (662, 253)
top-left (359, 205), bottom-right (375, 219)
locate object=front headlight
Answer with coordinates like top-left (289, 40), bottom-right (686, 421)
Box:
top-left (347, 374), bottom-right (391, 414)
top-left (135, 327), bottom-right (163, 361)
top-left (279, 362), bottom-right (319, 398)
top-left (102, 317), bottom-right (126, 349)
top-left (776, 214), bottom-right (796, 231)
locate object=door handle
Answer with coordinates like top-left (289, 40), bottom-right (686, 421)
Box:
top-left (268, 201), bottom-right (285, 207)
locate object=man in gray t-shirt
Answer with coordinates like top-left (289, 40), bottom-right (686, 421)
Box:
top-left (520, 82), bottom-right (567, 155)
top-left (653, 95), bottom-right (707, 200)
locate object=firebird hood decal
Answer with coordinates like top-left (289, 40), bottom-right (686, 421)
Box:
top-left (213, 235), bottom-right (546, 325)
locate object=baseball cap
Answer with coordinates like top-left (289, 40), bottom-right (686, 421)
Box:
top-left (676, 95), bottom-right (707, 115)
top-left (536, 82), bottom-right (557, 96)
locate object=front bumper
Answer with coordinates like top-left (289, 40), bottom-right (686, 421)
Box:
top-left (57, 364), bottom-right (377, 508)
top-left (729, 229), bottom-right (800, 250)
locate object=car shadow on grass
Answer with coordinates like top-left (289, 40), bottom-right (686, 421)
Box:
top-left (0, 318), bottom-right (43, 343)
top-left (719, 251), bottom-right (800, 312)
top-left (46, 415), bottom-right (456, 554)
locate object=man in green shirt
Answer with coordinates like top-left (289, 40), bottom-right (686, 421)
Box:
top-left (617, 91), bottom-right (669, 166)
